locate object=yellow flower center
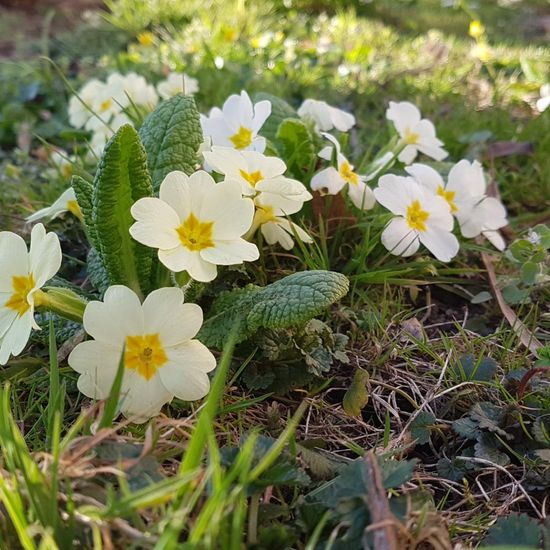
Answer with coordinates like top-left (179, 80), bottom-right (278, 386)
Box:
top-left (339, 161), bottom-right (359, 185)
top-left (406, 200), bottom-right (429, 232)
top-left (125, 334), bottom-right (168, 380)
top-left (256, 205), bottom-right (277, 224)
top-left (5, 274), bottom-right (35, 317)
top-left (62, 164), bottom-right (73, 179)
top-left (403, 127), bottom-right (419, 145)
top-left (67, 200), bottom-right (83, 220)
top-left (230, 126), bottom-right (253, 150)
top-left (99, 99), bottom-right (113, 113)
top-left (239, 169), bottom-right (263, 187)
top-left (469, 20), bottom-right (484, 39)
top-left (176, 213), bottom-right (215, 252)
top-left (137, 32), bottom-right (155, 47)
top-left (437, 185), bottom-right (457, 213)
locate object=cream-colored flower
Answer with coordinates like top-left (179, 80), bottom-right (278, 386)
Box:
top-left (203, 146), bottom-right (311, 203)
top-left (311, 133), bottom-right (375, 210)
top-left (374, 174), bottom-right (459, 261)
top-left (27, 187), bottom-right (82, 223)
top-left (68, 79), bottom-right (105, 129)
top-left (253, 193), bottom-right (313, 250)
top-left (297, 99), bottom-right (355, 133)
top-left (406, 160), bottom-right (508, 250)
top-left (157, 72), bottom-right (199, 99)
top-left (0, 224), bottom-right (62, 365)
top-left (200, 91), bottom-right (271, 153)
top-left (68, 285), bottom-right (216, 423)
top-left (130, 171), bottom-right (259, 282)
top-left (386, 101), bottom-right (447, 164)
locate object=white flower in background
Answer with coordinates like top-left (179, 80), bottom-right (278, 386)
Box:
top-left (130, 171), bottom-right (259, 282)
top-left (0, 224), bottom-right (62, 365)
top-left (536, 84), bottom-right (550, 113)
top-left (253, 193), bottom-right (313, 250)
top-left (374, 175), bottom-right (459, 262)
top-left (87, 113), bottom-right (132, 157)
top-left (311, 133), bottom-right (376, 210)
top-left (27, 188), bottom-right (82, 223)
top-left (47, 149), bottom-right (75, 181)
top-left (203, 146), bottom-right (311, 202)
top-left (157, 72), bottom-right (199, 99)
top-left (406, 161), bottom-right (508, 250)
top-left (297, 99), bottom-right (355, 133)
top-left (111, 72), bottom-right (159, 110)
top-left (68, 78), bottom-right (104, 129)
top-left (386, 101), bottom-right (447, 164)
top-left (68, 286), bottom-right (216, 423)
top-left (200, 91), bottom-right (271, 153)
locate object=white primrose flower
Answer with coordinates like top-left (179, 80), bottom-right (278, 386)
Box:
top-left (110, 72), bottom-right (159, 110)
top-left (47, 149), bottom-right (75, 181)
top-left (311, 133), bottom-right (376, 210)
top-left (130, 170), bottom-right (259, 282)
top-left (386, 101), bottom-right (447, 164)
top-left (297, 98), bottom-right (355, 133)
top-left (157, 72), bottom-right (199, 99)
top-left (203, 146), bottom-right (312, 202)
top-left (536, 84), bottom-right (550, 113)
top-left (200, 91), bottom-right (271, 153)
top-left (406, 160), bottom-right (508, 250)
top-left (27, 188), bottom-right (82, 223)
top-left (68, 285), bottom-right (216, 423)
top-left (0, 224), bottom-right (62, 365)
top-left (374, 174), bottom-right (459, 262)
top-left (253, 193), bottom-right (313, 251)
top-left (68, 78), bottom-right (105, 129)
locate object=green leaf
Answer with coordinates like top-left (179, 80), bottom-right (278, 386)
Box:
top-left (92, 124), bottom-right (154, 296)
top-left (483, 514), bottom-right (541, 548)
top-left (381, 458), bottom-right (418, 489)
top-left (199, 271), bottom-right (349, 349)
top-left (72, 174), bottom-right (96, 247)
top-left (139, 93), bottom-right (202, 191)
top-left (454, 354), bottom-right (497, 382)
top-left (436, 457), bottom-right (475, 482)
top-left (474, 433), bottom-right (510, 466)
top-left (86, 247), bottom-right (110, 294)
top-left (275, 118), bottom-right (316, 179)
top-left (521, 261), bottom-right (540, 285)
top-left (342, 368), bottom-right (369, 417)
top-left (470, 402), bottom-right (509, 437)
top-left (409, 411), bottom-right (436, 444)
top-left (453, 417), bottom-right (481, 440)
top-left (254, 92), bottom-right (297, 143)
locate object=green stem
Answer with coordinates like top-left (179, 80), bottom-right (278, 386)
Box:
top-left (36, 288), bottom-right (87, 323)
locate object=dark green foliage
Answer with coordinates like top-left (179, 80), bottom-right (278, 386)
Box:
top-left (91, 124), bottom-right (154, 296)
top-left (139, 94), bottom-right (202, 190)
top-left (198, 271), bottom-right (349, 348)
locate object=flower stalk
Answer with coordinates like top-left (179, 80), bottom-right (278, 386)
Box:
top-left (36, 288), bottom-right (87, 323)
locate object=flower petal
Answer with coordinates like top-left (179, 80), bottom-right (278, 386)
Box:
top-left (28, 224), bottom-right (62, 288)
top-left (83, 285), bottom-right (143, 346)
top-left (0, 312), bottom-right (33, 365)
top-left (201, 239), bottom-right (259, 265)
top-left (159, 171), bottom-right (192, 221)
top-left (386, 101), bottom-right (421, 134)
top-left (419, 228), bottom-right (460, 262)
top-left (130, 198), bottom-right (181, 249)
top-left (381, 218), bottom-right (420, 257)
top-left (0, 232), bottom-right (28, 292)
top-left (142, 287), bottom-right (204, 344)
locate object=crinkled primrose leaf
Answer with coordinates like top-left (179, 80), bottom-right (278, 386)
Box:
top-left (91, 124), bottom-right (154, 297)
top-left (198, 270), bottom-right (349, 348)
top-left (139, 93), bottom-right (202, 191)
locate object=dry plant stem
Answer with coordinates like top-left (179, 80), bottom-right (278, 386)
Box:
top-left (363, 451), bottom-right (400, 550)
top-left (480, 247), bottom-right (542, 355)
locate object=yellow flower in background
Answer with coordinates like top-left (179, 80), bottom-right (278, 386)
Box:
top-left (472, 42), bottom-right (491, 62)
top-left (469, 20), bottom-right (485, 39)
top-left (137, 31), bottom-right (155, 47)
